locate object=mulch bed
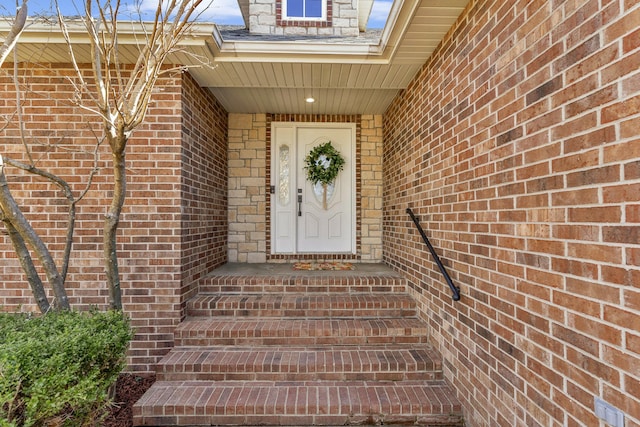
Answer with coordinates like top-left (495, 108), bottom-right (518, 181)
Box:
top-left (103, 373), bottom-right (156, 427)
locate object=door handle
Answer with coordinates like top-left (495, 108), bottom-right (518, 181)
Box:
top-left (297, 193), bottom-right (302, 216)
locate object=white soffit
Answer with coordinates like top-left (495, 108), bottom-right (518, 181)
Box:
top-left (203, 0), bottom-right (470, 113)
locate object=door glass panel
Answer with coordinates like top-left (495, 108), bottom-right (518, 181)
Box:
top-left (279, 145), bottom-right (290, 205)
top-left (312, 181), bottom-right (335, 204)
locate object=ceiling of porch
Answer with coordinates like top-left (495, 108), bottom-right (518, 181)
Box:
top-left (198, 0), bottom-right (470, 114)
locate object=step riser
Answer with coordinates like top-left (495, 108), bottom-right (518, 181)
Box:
top-left (176, 336), bottom-right (429, 347)
top-left (187, 294), bottom-right (417, 318)
top-left (188, 308), bottom-right (417, 318)
top-left (157, 347), bottom-right (443, 382)
top-left (174, 318), bottom-right (429, 347)
top-left (200, 283), bottom-right (407, 294)
top-left (136, 414), bottom-right (464, 426)
top-left (158, 371), bottom-right (442, 382)
top-left (199, 275), bottom-right (407, 295)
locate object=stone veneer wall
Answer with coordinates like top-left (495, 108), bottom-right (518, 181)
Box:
top-left (383, 0), bottom-right (640, 425)
top-left (249, 0), bottom-right (358, 36)
top-left (227, 113), bottom-right (383, 262)
top-left (359, 114), bottom-right (384, 261)
top-left (0, 66), bottom-right (228, 372)
top-left (228, 114), bottom-right (268, 263)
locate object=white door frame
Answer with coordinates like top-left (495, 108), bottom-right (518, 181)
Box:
top-left (271, 122), bottom-right (356, 254)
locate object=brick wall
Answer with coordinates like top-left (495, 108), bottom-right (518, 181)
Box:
top-left (383, 1), bottom-right (640, 426)
top-left (180, 73), bottom-right (228, 309)
top-left (0, 65), bottom-right (228, 372)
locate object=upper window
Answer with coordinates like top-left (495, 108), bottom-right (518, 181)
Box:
top-left (283, 0), bottom-right (325, 19)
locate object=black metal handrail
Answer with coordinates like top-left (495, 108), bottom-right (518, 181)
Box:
top-left (406, 208), bottom-right (461, 301)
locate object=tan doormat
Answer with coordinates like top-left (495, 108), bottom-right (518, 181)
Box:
top-left (293, 261), bottom-right (355, 271)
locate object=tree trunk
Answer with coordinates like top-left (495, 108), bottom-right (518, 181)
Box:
top-left (0, 166), bottom-right (69, 311)
top-left (3, 156), bottom-right (83, 285)
top-left (1, 219), bottom-right (51, 313)
top-left (104, 146), bottom-right (126, 311)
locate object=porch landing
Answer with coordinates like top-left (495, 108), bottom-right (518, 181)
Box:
top-left (196, 262), bottom-right (408, 294)
top-left (202, 262), bottom-right (401, 277)
top-left (133, 262), bottom-right (464, 426)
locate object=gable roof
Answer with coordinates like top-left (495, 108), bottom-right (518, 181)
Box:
top-left (4, 0), bottom-right (469, 115)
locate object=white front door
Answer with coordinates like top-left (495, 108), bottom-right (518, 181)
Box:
top-left (271, 122), bottom-right (355, 254)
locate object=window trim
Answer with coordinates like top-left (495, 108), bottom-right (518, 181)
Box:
top-left (281, 0), bottom-right (327, 21)
top-left (276, 0), bottom-right (332, 27)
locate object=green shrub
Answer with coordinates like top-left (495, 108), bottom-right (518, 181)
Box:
top-left (0, 310), bottom-right (133, 427)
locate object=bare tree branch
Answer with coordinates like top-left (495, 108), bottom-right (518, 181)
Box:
top-left (1, 0), bottom-right (216, 312)
top-left (0, 0), bottom-right (27, 65)
top-left (56, 0), bottom-right (214, 310)
top-left (0, 2), bottom-right (107, 310)
top-left (0, 155), bottom-right (70, 311)
top-left (3, 153), bottom-right (99, 282)
top-left (13, 44), bottom-right (33, 164)
top-left (0, 0), bottom-right (60, 313)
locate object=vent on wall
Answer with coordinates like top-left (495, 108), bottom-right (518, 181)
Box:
top-left (594, 397), bottom-right (625, 427)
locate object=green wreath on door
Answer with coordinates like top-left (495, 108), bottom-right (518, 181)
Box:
top-left (303, 141), bottom-right (345, 209)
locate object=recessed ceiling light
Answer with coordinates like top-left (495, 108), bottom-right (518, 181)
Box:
top-left (306, 97), bottom-right (315, 103)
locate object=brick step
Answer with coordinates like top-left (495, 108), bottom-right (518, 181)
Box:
top-left (186, 294), bottom-right (416, 318)
top-left (133, 264), bottom-right (463, 427)
top-left (132, 380), bottom-right (463, 426)
top-left (174, 317), bottom-right (429, 347)
top-left (198, 264), bottom-right (407, 294)
top-left (156, 345), bottom-right (444, 382)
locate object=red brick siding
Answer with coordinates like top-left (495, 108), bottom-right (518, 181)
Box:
top-left (384, 1), bottom-right (640, 426)
top-left (179, 73), bottom-right (228, 314)
top-left (0, 65), bottom-right (228, 372)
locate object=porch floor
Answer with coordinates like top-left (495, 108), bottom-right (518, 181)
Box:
top-left (198, 262), bottom-right (407, 294)
top-left (205, 262), bottom-right (399, 277)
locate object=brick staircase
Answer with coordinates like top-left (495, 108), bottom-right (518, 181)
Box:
top-left (133, 264), bottom-right (463, 426)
